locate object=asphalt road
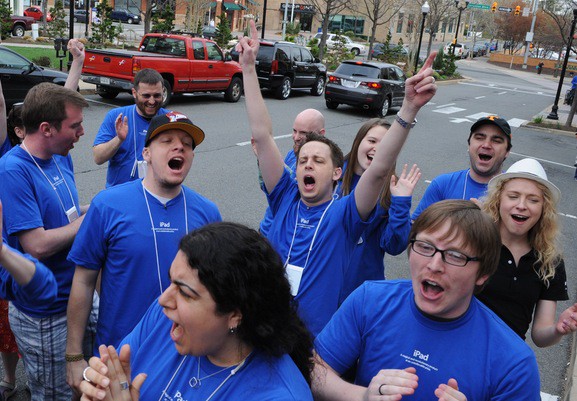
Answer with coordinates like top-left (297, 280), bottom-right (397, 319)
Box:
top-left (2, 57), bottom-right (576, 400)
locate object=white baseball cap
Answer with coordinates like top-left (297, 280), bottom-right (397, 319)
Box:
top-left (488, 158), bottom-right (561, 203)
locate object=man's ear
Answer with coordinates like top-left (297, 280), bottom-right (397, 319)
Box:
top-left (39, 122), bottom-right (53, 138)
top-left (333, 166), bottom-right (342, 182)
top-left (142, 146), bottom-right (151, 163)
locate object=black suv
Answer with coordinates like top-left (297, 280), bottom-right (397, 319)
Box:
top-left (235, 41), bottom-right (326, 100)
top-left (325, 60), bottom-right (405, 117)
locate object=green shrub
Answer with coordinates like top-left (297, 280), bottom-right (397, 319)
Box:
top-left (32, 55), bottom-right (52, 67)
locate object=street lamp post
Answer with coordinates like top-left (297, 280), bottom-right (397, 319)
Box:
top-left (414, 1), bottom-right (430, 74)
top-left (451, 0), bottom-right (469, 56)
top-left (547, 7), bottom-right (577, 120)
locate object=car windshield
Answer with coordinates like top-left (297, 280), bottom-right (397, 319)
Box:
top-left (335, 63), bottom-right (380, 79)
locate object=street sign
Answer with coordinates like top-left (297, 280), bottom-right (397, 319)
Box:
top-left (498, 6), bottom-right (512, 12)
top-left (468, 3), bottom-right (491, 9)
top-left (522, 7), bottom-right (529, 16)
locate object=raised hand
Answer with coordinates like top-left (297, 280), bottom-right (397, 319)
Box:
top-left (434, 378), bottom-right (467, 401)
top-left (68, 38), bottom-right (86, 61)
top-left (390, 164), bottom-right (421, 197)
top-left (403, 52), bottom-right (438, 110)
top-left (235, 19), bottom-right (260, 68)
top-left (114, 114), bottom-right (129, 142)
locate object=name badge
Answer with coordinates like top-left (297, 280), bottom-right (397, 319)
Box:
top-left (286, 264), bottom-right (304, 296)
top-left (137, 160), bottom-right (148, 179)
top-left (66, 205), bottom-right (79, 223)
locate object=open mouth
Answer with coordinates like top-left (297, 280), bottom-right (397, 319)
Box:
top-left (511, 214), bottom-right (529, 222)
top-left (170, 320), bottom-right (183, 342)
top-left (422, 280), bottom-right (444, 296)
top-left (168, 157), bottom-right (184, 170)
top-left (303, 175), bottom-right (316, 190)
top-left (478, 153), bottom-right (492, 161)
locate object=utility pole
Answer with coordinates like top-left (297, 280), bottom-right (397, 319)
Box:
top-left (522, 0), bottom-right (539, 69)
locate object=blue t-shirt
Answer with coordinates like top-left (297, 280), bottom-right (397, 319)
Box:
top-left (266, 169), bottom-right (372, 336)
top-left (0, 145), bottom-right (81, 317)
top-left (337, 164), bottom-right (412, 304)
top-left (0, 137), bottom-right (12, 158)
top-left (120, 301), bottom-right (313, 401)
top-left (94, 105), bottom-right (169, 188)
top-left (68, 179), bottom-right (221, 350)
top-left (259, 149), bottom-right (297, 237)
top-left (316, 280), bottom-right (540, 400)
top-left (411, 169), bottom-right (487, 221)
top-left (0, 241), bottom-right (58, 307)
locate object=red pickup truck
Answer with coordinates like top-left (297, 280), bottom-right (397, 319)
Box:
top-left (82, 33), bottom-right (243, 105)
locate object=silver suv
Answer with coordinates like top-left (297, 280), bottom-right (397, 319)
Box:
top-left (315, 33), bottom-right (367, 56)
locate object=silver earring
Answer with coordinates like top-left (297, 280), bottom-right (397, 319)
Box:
top-left (229, 327), bottom-right (237, 334)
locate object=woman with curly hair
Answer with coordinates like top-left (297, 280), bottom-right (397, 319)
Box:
top-left (337, 118), bottom-right (420, 304)
top-left (80, 222), bottom-right (314, 401)
top-left (477, 158), bottom-right (577, 346)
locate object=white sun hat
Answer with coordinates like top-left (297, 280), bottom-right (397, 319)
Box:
top-left (488, 158), bottom-right (561, 204)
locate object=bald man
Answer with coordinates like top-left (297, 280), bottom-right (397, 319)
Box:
top-left (259, 109), bottom-right (325, 237)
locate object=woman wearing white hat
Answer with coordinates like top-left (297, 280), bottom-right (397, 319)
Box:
top-left (477, 158), bottom-right (577, 347)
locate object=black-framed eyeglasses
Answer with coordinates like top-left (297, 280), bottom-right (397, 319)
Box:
top-left (409, 239), bottom-right (479, 267)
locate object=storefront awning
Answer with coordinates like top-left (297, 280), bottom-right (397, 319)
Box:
top-left (222, 2), bottom-right (242, 10)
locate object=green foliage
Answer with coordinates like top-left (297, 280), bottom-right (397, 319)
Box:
top-left (308, 37), bottom-right (319, 58)
top-left (196, 19), bottom-right (202, 35)
top-left (47, 0), bottom-right (68, 39)
top-left (325, 34), bottom-right (354, 70)
top-left (343, 30), bottom-right (354, 38)
top-left (433, 47), bottom-right (444, 70)
top-left (374, 31), bottom-right (407, 64)
top-left (32, 55), bottom-right (52, 67)
top-left (285, 21), bottom-right (300, 35)
top-left (0, 0), bottom-right (12, 40)
top-left (214, 13), bottom-right (232, 49)
top-left (89, 0), bottom-right (122, 48)
top-left (6, 45), bottom-right (60, 68)
top-left (151, 5), bottom-right (175, 33)
top-left (533, 115), bottom-right (543, 123)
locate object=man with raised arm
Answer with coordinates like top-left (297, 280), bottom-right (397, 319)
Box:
top-left (237, 20), bottom-right (437, 336)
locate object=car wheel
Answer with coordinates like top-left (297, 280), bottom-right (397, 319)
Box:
top-left (162, 79), bottom-right (172, 107)
top-left (224, 77), bottom-right (242, 102)
top-left (376, 96), bottom-right (390, 117)
top-left (97, 87), bottom-right (119, 100)
top-left (127, 18), bottom-right (133, 24)
top-left (311, 75), bottom-right (325, 96)
top-left (325, 99), bottom-right (339, 110)
top-left (351, 48), bottom-right (360, 56)
top-left (275, 77), bottom-right (292, 100)
top-left (12, 25), bottom-right (25, 37)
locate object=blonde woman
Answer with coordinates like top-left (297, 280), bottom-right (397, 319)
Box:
top-left (477, 158), bottom-right (577, 347)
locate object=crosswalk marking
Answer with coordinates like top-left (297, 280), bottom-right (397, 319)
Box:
top-left (540, 392), bottom-right (559, 401)
top-left (433, 106), bottom-right (466, 114)
top-left (236, 134), bottom-right (292, 147)
top-left (507, 118), bottom-right (527, 127)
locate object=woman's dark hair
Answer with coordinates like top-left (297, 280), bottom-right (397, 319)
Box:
top-left (341, 118), bottom-right (394, 211)
top-left (178, 222), bottom-right (314, 385)
top-left (7, 103), bottom-right (23, 147)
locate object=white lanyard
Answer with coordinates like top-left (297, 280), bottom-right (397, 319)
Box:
top-left (142, 183), bottom-right (189, 295)
top-left (284, 197), bottom-right (334, 270)
top-left (130, 106), bottom-right (140, 178)
top-left (462, 169), bottom-right (470, 200)
top-left (21, 143), bottom-right (77, 216)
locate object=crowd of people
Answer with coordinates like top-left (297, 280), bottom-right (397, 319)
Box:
top-left (0, 21), bottom-right (576, 401)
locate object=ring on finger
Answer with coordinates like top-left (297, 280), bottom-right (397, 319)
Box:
top-left (119, 381), bottom-right (129, 391)
top-left (379, 384), bottom-right (386, 395)
top-left (82, 367), bottom-right (91, 383)
top-left (431, 77), bottom-right (436, 83)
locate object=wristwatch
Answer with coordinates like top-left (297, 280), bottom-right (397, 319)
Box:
top-left (395, 112), bottom-right (417, 129)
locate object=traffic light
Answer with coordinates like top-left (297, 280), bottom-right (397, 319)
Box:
top-left (514, 5), bottom-right (520, 15)
top-left (529, 42), bottom-right (534, 50)
top-left (491, 2), bottom-right (498, 12)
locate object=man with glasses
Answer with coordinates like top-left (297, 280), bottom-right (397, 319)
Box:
top-left (93, 68), bottom-right (169, 188)
top-left (312, 200), bottom-right (540, 401)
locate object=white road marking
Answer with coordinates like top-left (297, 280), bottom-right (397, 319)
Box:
top-left (475, 96), bottom-right (486, 99)
top-left (236, 134), bottom-right (292, 146)
top-left (507, 118), bottom-right (527, 127)
top-left (433, 106), bottom-right (466, 114)
top-left (449, 118), bottom-right (473, 123)
top-left (467, 112), bottom-right (493, 119)
top-left (540, 392), bottom-right (559, 401)
top-left (497, 91), bottom-right (507, 95)
top-left (436, 103), bottom-right (455, 108)
top-left (459, 82), bottom-right (556, 97)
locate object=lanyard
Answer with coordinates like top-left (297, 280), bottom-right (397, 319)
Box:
top-left (462, 169), bottom-right (470, 200)
top-left (130, 106), bottom-right (140, 178)
top-left (284, 197), bottom-right (334, 270)
top-left (142, 182), bottom-right (189, 295)
top-left (21, 143), bottom-right (77, 217)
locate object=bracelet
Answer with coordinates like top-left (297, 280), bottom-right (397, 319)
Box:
top-left (395, 112), bottom-right (417, 129)
top-left (65, 353), bottom-right (84, 362)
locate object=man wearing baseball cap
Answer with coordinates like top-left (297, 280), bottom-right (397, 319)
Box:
top-left (412, 115), bottom-right (511, 220)
top-left (65, 112), bottom-right (221, 397)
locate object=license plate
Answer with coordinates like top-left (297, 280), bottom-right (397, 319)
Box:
top-left (341, 79), bottom-right (360, 88)
top-left (101, 77), bottom-right (110, 85)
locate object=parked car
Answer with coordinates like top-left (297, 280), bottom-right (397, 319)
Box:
top-left (443, 42), bottom-right (469, 58)
top-left (371, 42), bottom-right (409, 59)
top-left (472, 43), bottom-right (486, 57)
top-left (0, 46), bottom-right (69, 108)
top-left (110, 9), bottom-right (140, 24)
top-left (232, 40), bottom-right (326, 100)
top-left (314, 33), bottom-right (367, 56)
top-left (324, 60), bottom-right (406, 117)
top-left (73, 9), bottom-right (88, 23)
top-left (201, 25), bottom-right (219, 39)
top-left (23, 6), bottom-right (53, 22)
top-left (3, 15), bottom-right (35, 38)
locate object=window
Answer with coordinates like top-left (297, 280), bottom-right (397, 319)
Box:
top-left (206, 42), bottom-right (223, 61)
top-left (275, 47), bottom-right (290, 63)
top-left (192, 41), bottom-right (205, 60)
top-left (396, 12), bottom-right (404, 34)
top-left (291, 47), bottom-right (301, 63)
top-left (301, 48), bottom-right (313, 62)
top-left (407, 14), bottom-right (414, 34)
top-left (448, 18), bottom-right (454, 33)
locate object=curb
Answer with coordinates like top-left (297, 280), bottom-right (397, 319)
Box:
top-left (567, 333), bottom-right (577, 401)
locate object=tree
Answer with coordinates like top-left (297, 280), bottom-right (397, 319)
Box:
top-left (494, 1), bottom-right (531, 54)
top-left (422, 0), bottom-right (458, 57)
top-left (90, 0), bottom-right (122, 47)
top-left (151, 2), bottom-right (175, 32)
top-left (302, 0), bottom-right (348, 60)
top-left (48, 0), bottom-right (68, 39)
top-left (350, 0), bottom-right (406, 59)
top-left (0, 0), bottom-right (12, 40)
top-left (215, 13), bottom-right (232, 49)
